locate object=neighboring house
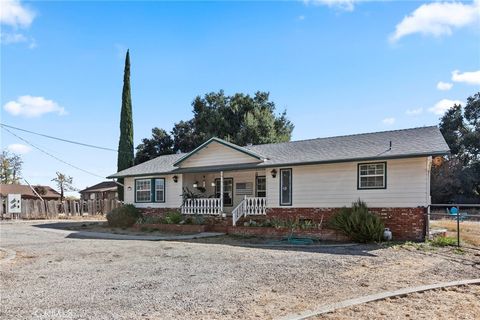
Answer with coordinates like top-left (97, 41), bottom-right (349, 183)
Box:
top-left (108, 126), bottom-right (450, 240)
top-left (79, 181), bottom-right (118, 201)
top-left (0, 184), bottom-right (61, 200)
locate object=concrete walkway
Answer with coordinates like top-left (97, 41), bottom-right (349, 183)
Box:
top-left (280, 278), bottom-right (480, 320)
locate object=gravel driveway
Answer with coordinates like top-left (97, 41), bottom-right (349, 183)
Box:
top-left (1, 221), bottom-right (479, 320)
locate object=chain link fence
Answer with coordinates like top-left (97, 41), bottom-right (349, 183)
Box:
top-left (428, 204), bottom-right (480, 248)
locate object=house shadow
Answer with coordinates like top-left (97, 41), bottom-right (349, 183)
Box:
top-left (171, 236), bottom-right (382, 257)
top-left (32, 222), bottom-right (381, 256)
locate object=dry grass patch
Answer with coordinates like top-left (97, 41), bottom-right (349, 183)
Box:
top-left (430, 219), bottom-right (480, 247)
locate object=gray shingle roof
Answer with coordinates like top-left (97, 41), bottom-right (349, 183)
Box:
top-left (108, 126), bottom-right (449, 178)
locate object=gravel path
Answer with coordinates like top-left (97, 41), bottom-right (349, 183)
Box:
top-left (1, 221), bottom-right (479, 319)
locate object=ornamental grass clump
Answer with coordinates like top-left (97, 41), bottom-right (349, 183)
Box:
top-left (329, 200), bottom-right (384, 243)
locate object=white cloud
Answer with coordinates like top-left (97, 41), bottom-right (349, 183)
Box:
top-left (406, 107), bottom-right (423, 116)
top-left (436, 81), bottom-right (453, 91)
top-left (7, 143), bottom-right (31, 154)
top-left (304, 0), bottom-right (360, 11)
top-left (451, 69), bottom-right (480, 85)
top-left (0, 32), bottom-right (26, 43)
top-left (0, 31), bottom-right (35, 48)
top-left (3, 96), bottom-right (66, 118)
top-left (428, 99), bottom-right (464, 115)
top-left (390, 1), bottom-right (480, 42)
top-left (382, 117), bottom-right (395, 125)
top-left (298, 15), bottom-right (305, 21)
top-left (0, 0), bottom-right (35, 28)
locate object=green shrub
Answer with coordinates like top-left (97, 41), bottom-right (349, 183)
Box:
top-left (137, 215), bottom-right (165, 225)
top-left (328, 200), bottom-right (384, 243)
top-left (106, 205), bottom-right (142, 228)
top-left (299, 219), bottom-right (315, 230)
top-left (430, 236), bottom-right (457, 247)
top-left (260, 219), bottom-right (273, 228)
top-left (164, 211), bottom-right (183, 224)
top-left (192, 215), bottom-right (205, 225)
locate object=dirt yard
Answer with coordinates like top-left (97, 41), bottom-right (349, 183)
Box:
top-left (318, 284), bottom-right (480, 320)
top-left (430, 219), bottom-right (480, 246)
top-left (1, 220), bottom-right (479, 320)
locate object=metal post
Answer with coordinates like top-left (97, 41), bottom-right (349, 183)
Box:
top-left (456, 205), bottom-right (460, 247)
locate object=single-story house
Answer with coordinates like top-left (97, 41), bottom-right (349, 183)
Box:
top-left (108, 126), bottom-right (450, 240)
top-left (79, 181), bottom-right (118, 201)
top-left (0, 184), bottom-right (61, 200)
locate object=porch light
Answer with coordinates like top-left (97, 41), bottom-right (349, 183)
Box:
top-left (193, 181), bottom-right (198, 188)
top-left (271, 169), bottom-right (277, 178)
top-left (172, 175), bottom-right (178, 183)
top-left (211, 181), bottom-right (216, 187)
top-left (127, 186), bottom-right (132, 191)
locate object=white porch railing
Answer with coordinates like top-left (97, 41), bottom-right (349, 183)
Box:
top-left (181, 198), bottom-right (222, 215)
top-left (232, 196), bottom-right (267, 226)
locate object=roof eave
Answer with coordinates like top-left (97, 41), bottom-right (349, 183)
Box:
top-left (108, 150), bottom-right (450, 178)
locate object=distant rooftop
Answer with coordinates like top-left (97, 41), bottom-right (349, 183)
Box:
top-left (0, 184), bottom-right (61, 199)
top-left (79, 181), bottom-right (117, 193)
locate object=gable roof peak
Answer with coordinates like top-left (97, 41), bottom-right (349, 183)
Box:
top-left (173, 136), bottom-right (265, 167)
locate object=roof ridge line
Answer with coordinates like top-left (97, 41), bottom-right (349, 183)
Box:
top-left (248, 126), bottom-right (439, 148)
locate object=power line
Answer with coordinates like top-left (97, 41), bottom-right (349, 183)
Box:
top-left (0, 123), bottom-right (120, 152)
top-left (2, 126), bottom-right (107, 179)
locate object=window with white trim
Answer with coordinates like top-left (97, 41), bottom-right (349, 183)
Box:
top-left (358, 162), bottom-right (386, 189)
top-left (135, 179), bottom-right (151, 202)
top-left (155, 178), bottom-right (165, 202)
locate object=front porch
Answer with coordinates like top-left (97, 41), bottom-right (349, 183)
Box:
top-left (180, 170), bottom-right (268, 225)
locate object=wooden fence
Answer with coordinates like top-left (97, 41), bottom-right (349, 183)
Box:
top-left (0, 197), bottom-right (122, 219)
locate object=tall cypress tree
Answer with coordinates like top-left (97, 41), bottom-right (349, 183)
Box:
top-left (117, 50), bottom-right (134, 201)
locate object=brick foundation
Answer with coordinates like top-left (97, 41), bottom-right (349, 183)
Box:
top-left (136, 206), bottom-right (426, 241)
top-left (265, 207), bottom-right (426, 241)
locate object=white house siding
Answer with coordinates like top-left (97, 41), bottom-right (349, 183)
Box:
top-left (179, 141), bottom-right (261, 168)
top-left (266, 157), bottom-right (430, 208)
top-left (182, 169), bottom-right (266, 213)
top-left (124, 174), bottom-right (183, 209)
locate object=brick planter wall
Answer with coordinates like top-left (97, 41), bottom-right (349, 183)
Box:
top-left (265, 207), bottom-right (426, 241)
top-left (227, 226), bottom-right (348, 241)
top-left (135, 206), bottom-right (426, 241)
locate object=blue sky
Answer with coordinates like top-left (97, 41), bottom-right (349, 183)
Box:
top-left (1, 0), bottom-right (479, 194)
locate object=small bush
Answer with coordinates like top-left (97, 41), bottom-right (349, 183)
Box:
top-left (192, 215), bottom-right (205, 225)
top-left (299, 219), bottom-right (315, 230)
top-left (106, 205), bottom-right (142, 228)
top-left (430, 236), bottom-right (457, 247)
top-left (137, 215), bottom-right (165, 225)
top-left (328, 200), bottom-right (384, 243)
top-left (164, 211), bottom-right (183, 224)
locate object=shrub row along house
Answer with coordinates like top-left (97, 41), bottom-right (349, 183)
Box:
top-left (108, 126), bottom-right (450, 240)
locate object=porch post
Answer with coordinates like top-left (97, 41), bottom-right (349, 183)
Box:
top-left (220, 171), bottom-right (224, 214)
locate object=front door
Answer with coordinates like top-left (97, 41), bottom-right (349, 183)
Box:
top-left (215, 177), bottom-right (233, 207)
